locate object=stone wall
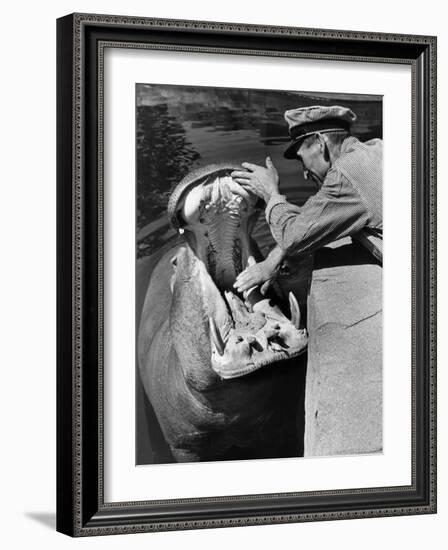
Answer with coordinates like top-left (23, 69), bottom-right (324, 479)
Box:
top-left (304, 237), bottom-right (382, 457)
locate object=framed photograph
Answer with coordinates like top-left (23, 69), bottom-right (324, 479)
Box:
top-left (56, 13), bottom-right (437, 536)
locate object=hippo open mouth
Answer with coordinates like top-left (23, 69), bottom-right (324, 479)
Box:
top-left (168, 163), bottom-right (307, 380)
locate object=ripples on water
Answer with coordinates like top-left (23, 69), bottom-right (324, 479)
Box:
top-left (136, 84), bottom-right (382, 258)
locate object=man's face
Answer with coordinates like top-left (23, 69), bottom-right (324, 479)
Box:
top-left (295, 134), bottom-right (331, 187)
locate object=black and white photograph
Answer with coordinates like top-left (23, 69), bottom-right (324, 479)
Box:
top-left (135, 84), bottom-right (383, 465)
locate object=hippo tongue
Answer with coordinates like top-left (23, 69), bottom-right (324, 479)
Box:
top-left (180, 176), bottom-right (259, 293)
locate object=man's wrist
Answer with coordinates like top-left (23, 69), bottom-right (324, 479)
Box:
top-left (262, 189), bottom-right (275, 203)
top-left (265, 193), bottom-right (288, 223)
top-left (265, 246), bottom-right (287, 268)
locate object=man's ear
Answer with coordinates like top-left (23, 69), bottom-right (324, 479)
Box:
top-left (315, 132), bottom-right (326, 152)
top-left (316, 133), bottom-right (331, 162)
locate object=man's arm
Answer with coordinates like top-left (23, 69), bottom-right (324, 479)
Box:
top-left (264, 243), bottom-right (288, 266)
top-left (266, 168), bottom-right (370, 256)
top-left (234, 244), bottom-right (287, 294)
top-left (232, 159), bottom-right (371, 292)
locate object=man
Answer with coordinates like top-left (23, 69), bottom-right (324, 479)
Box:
top-left (231, 105), bottom-right (382, 294)
top-left (232, 105), bottom-right (383, 456)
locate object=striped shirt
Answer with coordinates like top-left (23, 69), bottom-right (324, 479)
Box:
top-left (265, 136), bottom-right (383, 259)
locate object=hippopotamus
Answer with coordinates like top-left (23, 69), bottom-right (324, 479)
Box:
top-left (138, 163), bottom-right (308, 462)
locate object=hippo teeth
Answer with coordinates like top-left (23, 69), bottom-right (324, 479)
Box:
top-left (208, 316), bottom-right (225, 356)
top-left (224, 291), bottom-right (249, 325)
top-left (288, 291), bottom-right (301, 329)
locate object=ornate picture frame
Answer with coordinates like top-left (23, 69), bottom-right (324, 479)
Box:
top-left (56, 13), bottom-right (436, 536)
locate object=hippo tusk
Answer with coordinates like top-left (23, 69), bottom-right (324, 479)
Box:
top-left (208, 316), bottom-right (225, 356)
top-left (289, 291), bottom-right (301, 329)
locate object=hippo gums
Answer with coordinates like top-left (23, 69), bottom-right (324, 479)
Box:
top-left (138, 163), bottom-right (308, 462)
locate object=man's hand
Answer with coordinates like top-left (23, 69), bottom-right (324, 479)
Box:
top-left (231, 157), bottom-right (279, 203)
top-left (233, 255), bottom-right (281, 295)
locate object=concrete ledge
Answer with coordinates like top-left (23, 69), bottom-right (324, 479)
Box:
top-left (304, 237), bottom-right (382, 457)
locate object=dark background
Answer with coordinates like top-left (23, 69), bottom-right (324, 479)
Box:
top-left (136, 84), bottom-right (382, 465)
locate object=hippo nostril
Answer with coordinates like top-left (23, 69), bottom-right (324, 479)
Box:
top-left (264, 327), bottom-right (280, 340)
top-left (270, 337), bottom-right (289, 351)
top-left (247, 336), bottom-right (263, 352)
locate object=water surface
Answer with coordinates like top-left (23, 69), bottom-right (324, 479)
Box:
top-left (136, 84), bottom-right (382, 258)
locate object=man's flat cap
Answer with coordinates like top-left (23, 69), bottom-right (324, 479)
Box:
top-left (283, 105), bottom-right (357, 159)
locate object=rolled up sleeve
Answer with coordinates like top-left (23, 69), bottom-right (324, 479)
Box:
top-left (266, 168), bottom-right (371, 256)
top-left (265, 193), bottom-right (299, 220)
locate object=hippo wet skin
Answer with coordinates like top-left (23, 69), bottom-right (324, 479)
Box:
top-left (138, 163), bottom-right (308, 463)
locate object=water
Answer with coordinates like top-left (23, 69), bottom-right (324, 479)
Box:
top-left (136, 84), bottom-right (382, 258)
